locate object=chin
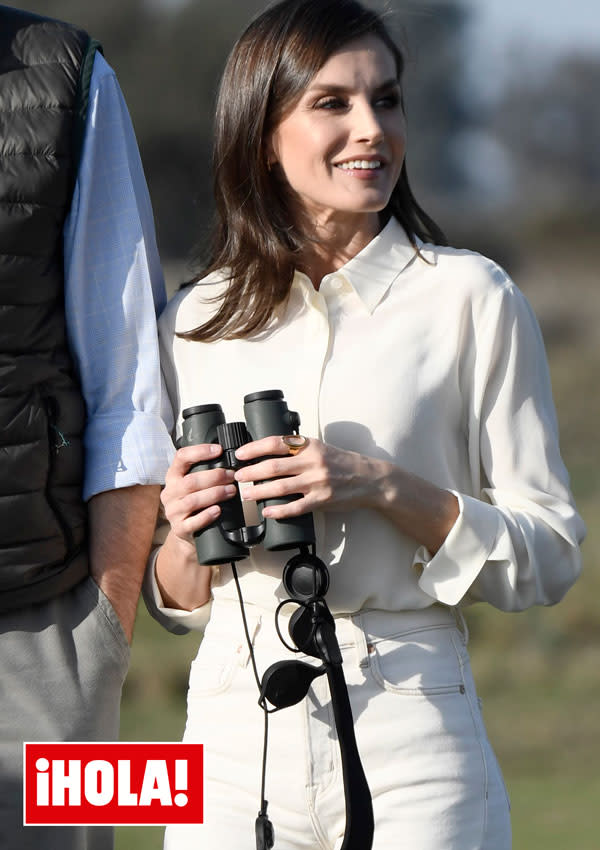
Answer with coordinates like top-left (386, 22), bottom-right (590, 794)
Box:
top-left (347, 197), bottom-right (390, 214)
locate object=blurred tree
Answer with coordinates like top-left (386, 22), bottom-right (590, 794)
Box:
top-left (492, 53), bottom-right (600, 228)
top-left (397, 2), bottom-right (474, 195)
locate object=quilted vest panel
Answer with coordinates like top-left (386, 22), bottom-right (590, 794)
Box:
top-left (0, 6), bottom-right (98, 609)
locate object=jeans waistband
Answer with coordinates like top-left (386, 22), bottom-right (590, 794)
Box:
top-left (333, 605), bottom-right (459, 646)
top-left (209, 597), bottom-right (464, 656)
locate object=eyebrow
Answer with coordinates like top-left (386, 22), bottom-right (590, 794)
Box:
top-left (308, 77), bottom-right (400, 96)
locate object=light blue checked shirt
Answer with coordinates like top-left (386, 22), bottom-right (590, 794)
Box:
top-left (63, 53), bottom-right (175, 501)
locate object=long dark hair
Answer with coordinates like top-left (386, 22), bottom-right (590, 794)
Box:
top-left (181, 0), bottom-right (447, 342)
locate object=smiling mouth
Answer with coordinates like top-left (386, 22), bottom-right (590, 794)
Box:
top-left (335, 159), bottom-right (382, 171)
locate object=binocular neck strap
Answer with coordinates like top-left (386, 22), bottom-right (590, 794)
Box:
top-left (312, 619), bottom-right (374, 850)
top-left (231, 561), bottom-right (374, 850)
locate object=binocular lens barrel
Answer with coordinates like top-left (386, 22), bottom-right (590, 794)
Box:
top-left (181, 404), bottom-right (249, 564)
top-left (181, 391), bottom-right (315, 564)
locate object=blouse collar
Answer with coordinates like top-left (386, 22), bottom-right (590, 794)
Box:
top-left (293, 217), bottom-right (436, 314)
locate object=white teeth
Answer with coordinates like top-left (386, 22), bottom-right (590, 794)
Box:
top-left (336, 159), bottom-right (381, 170)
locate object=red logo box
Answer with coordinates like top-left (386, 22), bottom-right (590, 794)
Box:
top-left (24, 742), bottom-right (203, 825)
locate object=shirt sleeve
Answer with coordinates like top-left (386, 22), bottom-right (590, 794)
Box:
top-left (142, 532), bottom-right (215, 635)
top-left (63, 52), bottom-right (175, 501)
top-left (413, 275), bottom-right (585, 611)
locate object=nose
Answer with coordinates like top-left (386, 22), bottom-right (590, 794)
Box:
top-left (352, 100), bottom-right (384, 145)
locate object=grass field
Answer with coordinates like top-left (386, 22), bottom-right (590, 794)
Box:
top-left (115, 238), bottom-right (599, 849)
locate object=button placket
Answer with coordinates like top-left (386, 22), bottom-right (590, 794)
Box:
top-left (302, 287), bottom-right (331, 441)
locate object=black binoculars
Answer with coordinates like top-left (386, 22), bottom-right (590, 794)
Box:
top-left (181, 390), bottom-right (316, 565)
top-left (182, 389), bottom-right (374, 850)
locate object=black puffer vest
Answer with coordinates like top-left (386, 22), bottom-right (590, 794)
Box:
top-left (0, 6), bottom-right (100, 610)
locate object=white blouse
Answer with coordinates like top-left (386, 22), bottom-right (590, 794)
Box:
top-left (149, 218), bottom-right (584, 630)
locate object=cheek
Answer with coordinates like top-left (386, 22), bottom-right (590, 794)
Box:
top-left (278, 132), bottom-right (337, 182)
top-left (275, 115), bottom-right (342, 161)
top-left (391, 120), bottom-right (407, 157)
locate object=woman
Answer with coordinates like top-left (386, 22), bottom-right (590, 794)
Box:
top-left (145, 1), bottom-right (585, 848)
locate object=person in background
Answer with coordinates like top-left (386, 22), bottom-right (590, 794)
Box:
top-left (145, 1), bottom-right (585, 848)
top-left (0, 6), bottom-right (174, 849)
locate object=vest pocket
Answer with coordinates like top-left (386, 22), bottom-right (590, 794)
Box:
top-left (42, 394), bottom-right (75, 555)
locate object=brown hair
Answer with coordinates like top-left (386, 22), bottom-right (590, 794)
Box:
top-left (181, 0), bottom-right (447, 342)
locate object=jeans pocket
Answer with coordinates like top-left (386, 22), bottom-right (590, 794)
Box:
top-left (368, 625), bottom-right (466, 696)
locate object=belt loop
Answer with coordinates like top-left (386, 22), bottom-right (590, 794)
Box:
top-left (452, 606), bottom-right (469, 645)
top-left (350, 612), bottom-right (369, 668)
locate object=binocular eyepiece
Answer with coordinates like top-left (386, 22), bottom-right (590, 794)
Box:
top-left (181, 390), bottom-right (316, 565)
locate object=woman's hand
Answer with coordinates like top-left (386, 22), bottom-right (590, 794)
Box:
top-left (234, 435), bottom-right (459, 554)
top-left (155, 443), bottom-right (238, 611)
top-left (233, 435), bottom-right (384, 518)
top-left (161, 443), bottom-right (237, 543)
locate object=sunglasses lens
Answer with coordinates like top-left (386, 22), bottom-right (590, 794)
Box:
top-left (260, 660), bottom-right (325, 709)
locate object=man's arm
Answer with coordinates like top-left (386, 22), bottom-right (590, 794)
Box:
top-left (88, 485), bottom-right (161, 643)
top-left (64, 52), bottom-right (174, 505)
top-left (63, 53), bottom-right (175, 637)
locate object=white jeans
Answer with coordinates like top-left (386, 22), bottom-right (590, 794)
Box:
top-left (165, 599), bottom-right (511, 850)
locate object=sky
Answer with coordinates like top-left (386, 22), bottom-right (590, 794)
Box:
top-left (465, 0), bottom-right (599, 93)
top-left (468, 0), bottom-right (599, 54)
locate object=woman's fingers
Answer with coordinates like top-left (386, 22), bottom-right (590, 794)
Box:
top-left (164, 436), bottom-right (365, 524)
top-left (234, 455), bottom-right (300, 484)
top-left (235, 435), bottom-right (306, 463)
top-left (239, 473), bottom-right (320, 503)
top-left (262, 496), bottom-right (318, 519)
top-left (233, 438), bottom-right (340, 516)
top-left (234, 437), bottom-right (317, 483)
top-left (234, 437), bottom-right (372, 517)
top-left (178, 503), bottom-right (223, 536)
top-left (178, 481), bottom-right (238, 516)
top-left (162, 443), bottom-right (240, 541)
top-left (166, 443), bottom-right (222, 479)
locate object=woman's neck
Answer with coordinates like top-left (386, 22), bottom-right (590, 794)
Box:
top-left (296, 211), bottom-right (381, 290)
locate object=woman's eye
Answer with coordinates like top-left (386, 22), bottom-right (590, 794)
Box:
top-left (376, 93), bottom-right (400, 109)
top-left (315, 97), bottom-right (346, 110)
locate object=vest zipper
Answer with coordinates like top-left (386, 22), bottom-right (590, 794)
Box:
top-left (43, 395), bottom-right (75, 555)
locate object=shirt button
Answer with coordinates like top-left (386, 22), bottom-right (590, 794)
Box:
top-left (331, 277), bottom-right (344, 291)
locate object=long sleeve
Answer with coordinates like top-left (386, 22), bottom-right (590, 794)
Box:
top-left (415, 274), bottom-right (585, 611)
top-left (63, 53), bottom-right (175, 501)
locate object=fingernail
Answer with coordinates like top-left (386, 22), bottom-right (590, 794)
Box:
top-left (208, 505), bottom-right (220, 517)
top-left (209, 443), bottom-right (221, 455)
top-left (235, 446), bottom-right (247, 459)
top-left (224, 485), bottom-right (237, 495)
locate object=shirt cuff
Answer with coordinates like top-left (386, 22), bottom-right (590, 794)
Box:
top-left (142, 548), bottom-right (213, 634)
top-left (414, 490), bottom-right (501, 605)
top-left (83, 410), bottom-right (175, 501)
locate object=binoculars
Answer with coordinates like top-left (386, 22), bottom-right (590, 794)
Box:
top-left (182, 390), bottom-right (374, 850)
top-left (181, 390), bottom-right (316, 565)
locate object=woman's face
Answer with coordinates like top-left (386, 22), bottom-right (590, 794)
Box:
top-left (268, 34), bottom-right (406, 231)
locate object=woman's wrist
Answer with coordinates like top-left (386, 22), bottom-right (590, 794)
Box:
top-left (155, 531), bottom-right (212, 611)
top-left (357, 455), bottom-right (396, 509)
top-left (366, 457), bottom-right (459, 555)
